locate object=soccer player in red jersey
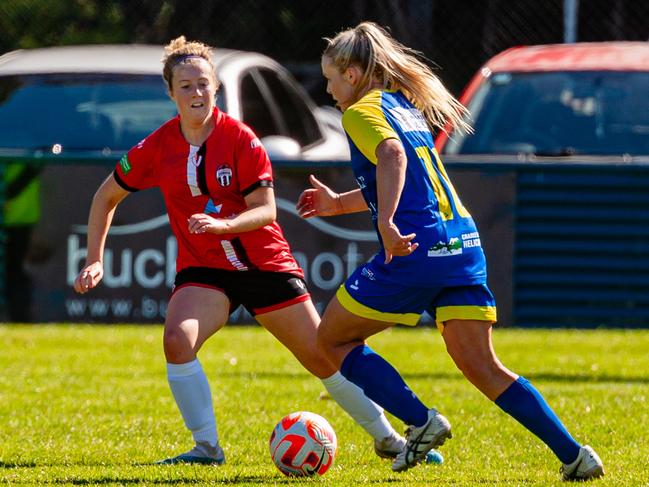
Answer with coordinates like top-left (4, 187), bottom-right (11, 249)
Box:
top-left (73, 36), bottom-right (405, 464)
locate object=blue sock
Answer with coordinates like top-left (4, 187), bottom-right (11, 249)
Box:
top-left (495, 376), bottom-right (581, 464)
top-left (340, 344), bottom-right (429, 426)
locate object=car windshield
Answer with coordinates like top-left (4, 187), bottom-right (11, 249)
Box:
top-left (444, 71), bottom-right (649, 156)
top-left (0, 74), bottom-right (226, 153)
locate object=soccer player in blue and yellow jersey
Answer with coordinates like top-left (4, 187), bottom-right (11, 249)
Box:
top-left (297, 22), bottom-right (604, 480)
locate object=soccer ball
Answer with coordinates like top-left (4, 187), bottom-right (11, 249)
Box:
top-left (269, 411), bottom-right (337, 476)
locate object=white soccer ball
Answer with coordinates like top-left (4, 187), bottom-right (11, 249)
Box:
top-left (269, 411), bottom-right (337, 476)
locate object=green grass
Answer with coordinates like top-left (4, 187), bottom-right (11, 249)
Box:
top-left (1, 325), bottom-right (648, 486)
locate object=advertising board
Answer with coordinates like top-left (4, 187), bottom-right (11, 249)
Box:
top-left (23, 163), bottom-right (513, 326)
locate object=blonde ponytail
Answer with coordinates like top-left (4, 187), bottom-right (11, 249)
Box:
top-left (323, 22), bottom-right (471, 134)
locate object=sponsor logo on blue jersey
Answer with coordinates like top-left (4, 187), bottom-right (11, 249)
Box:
top-left (388, 107), bottom-right (428, 132)
top-left (428, 237), bottom-right (462, 257)
top-left (461, 232), bottom-right (482, 249)
top-left (428, 233), bottom-right (483, 257)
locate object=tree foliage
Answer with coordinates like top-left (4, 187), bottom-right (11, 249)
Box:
top-left (1, 0), bottom-right (648, 97)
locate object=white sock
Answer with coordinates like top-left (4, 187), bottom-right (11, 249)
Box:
top-left (321, 371), bottom-right (396, 441)
top-left (167, 359), bottom-right (219, 447)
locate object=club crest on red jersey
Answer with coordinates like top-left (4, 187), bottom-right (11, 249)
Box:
top-left (216, 164), bottom-right (233, 187)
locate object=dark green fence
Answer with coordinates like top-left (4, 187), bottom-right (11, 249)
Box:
top-left (513, 163), bottom-right (649, 328)
top-left (446, 156), bottom-right (649, 328)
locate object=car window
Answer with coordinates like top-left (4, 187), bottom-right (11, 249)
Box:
top-left (257, 68), bottom-right (322, 147)
top-left (445, 71), bottom-right (649, 156)
top-left (215, 84), bottom-right (226, 112)
top-left (240, 71), bottom-right (280, 139)
top-left (0, 74), bottom-right (177, 153)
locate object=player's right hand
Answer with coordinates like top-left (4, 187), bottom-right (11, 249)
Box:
top-left (296, 174), bottom-right (342, 218)
top-left (73, 261), bottom-right (104, 294)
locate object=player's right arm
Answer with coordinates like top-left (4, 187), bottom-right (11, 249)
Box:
top-left (73, 174), bottom-right (129, 294)
top-left (296, 174), bottom-right (367, 218)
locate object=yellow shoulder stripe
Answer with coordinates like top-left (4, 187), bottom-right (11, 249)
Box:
top-left (342, 90), bottom-right (398, 165)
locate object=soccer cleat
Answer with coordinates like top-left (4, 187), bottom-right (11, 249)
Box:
top-left (560, 445), bottom-right (604, 481)
top-left (374, 433), bottom-right (406, 459)
top-left (391, 409), bottom-right (452, 472)
top-left (156, 441), bottom-right (226, 465)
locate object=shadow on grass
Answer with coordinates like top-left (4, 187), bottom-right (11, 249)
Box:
top-left (215, 369), bottom-right (649, 385)
top-left (0, 466), bottom-right (287, 485)
top-left (400, 371), bottom-right (649, 384)
top-left (218, 370), bottom-right (466, 383)
top-left (36, 474), bottom-right (542, 485)
top-left (525, 372), bottom-right (649, 384)
top-left (45, 478), bottom-right (271, 485)
top-left (0, 461), bottom-right (37, 468)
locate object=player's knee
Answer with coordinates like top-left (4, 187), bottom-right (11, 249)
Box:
top-left (317, 327), bottom-right (353, 369)
top-left (287, 339), bottom-right (336, 378)
top-left (446, 342), bottom-right (473, 369)
top-left (449, 351), bottom-right (476, 377)
top-left (163, 326), bottom-right (193, 358)
top-left (450, 351), bottom-right (502, 386)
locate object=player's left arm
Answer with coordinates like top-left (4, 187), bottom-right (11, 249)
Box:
top-left (376, 138), bottom-right (418, 264)
top-left (188, 186), bottom-right (276, 235)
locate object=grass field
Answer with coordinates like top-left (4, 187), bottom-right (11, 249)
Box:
top-left (1, 324), bottom-right (648, 486)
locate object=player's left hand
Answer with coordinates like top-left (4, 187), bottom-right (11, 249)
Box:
top-left (188, 213), bottom-right (230, 235)
top-left (378, 222), bottom-right (418, 264)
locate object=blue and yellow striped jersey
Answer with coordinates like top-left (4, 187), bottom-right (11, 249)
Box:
top-left (342, 89), bottom-right (487, 285)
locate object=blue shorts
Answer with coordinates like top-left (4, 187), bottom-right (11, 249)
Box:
top-left (337, 269), bottom-right (497, 331)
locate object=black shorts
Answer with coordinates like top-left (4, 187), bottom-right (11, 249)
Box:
top-left (173, 267), bottom-right (310, 316)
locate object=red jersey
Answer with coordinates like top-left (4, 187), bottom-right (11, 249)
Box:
top-left (113, 108), bottom-right (303, 277)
